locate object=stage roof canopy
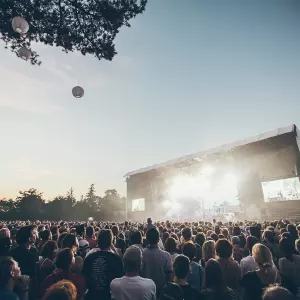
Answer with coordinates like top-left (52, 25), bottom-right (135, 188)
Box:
top-left (125, 124), bottom-right (299, 178)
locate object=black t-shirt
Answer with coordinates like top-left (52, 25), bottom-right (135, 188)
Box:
top-left (240, 271), bottom-right (267, 300)
top-left (9, 246), bottom-right (38, 277)
top-left (82, 250), bottom-right (124, 300)
top-left (179, 284), bottom-right (203, 300)
top-left (201, 289), bottom-right (242, 300)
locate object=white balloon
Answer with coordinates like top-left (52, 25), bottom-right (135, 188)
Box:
top-left (72, 86), bottom-right (84, 98)
top-left (12, 16), bottom-right (29, 34)
top-left (18, 47), bottom-right (31, 60)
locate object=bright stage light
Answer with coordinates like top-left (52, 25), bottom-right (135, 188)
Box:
top-left (163, 200), bottom-right (172, 208)
top-left (162, 199), bottom-right (181, 219)
top-left (165, 169), bottom-right (239, 212)
top-left (197, 177), bottom-right (211, 192)
top-left (173, 202), bottom-right (181, 212)
top-left (168, 175), bottom-right (200, 199)
top-left (224, 173), bottom-right (237, 185)
top-left (202, 165), bottom-right (214, 176)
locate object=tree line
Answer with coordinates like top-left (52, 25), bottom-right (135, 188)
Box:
top-left (0, 184), bottom-right (126, 221)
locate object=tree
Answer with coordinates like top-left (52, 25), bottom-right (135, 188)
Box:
top-left (45, 196), bottom-right (65, 220)
top-left (0, 198), bottom-right (19, 220)
top-left (16, 188), bottom-right (45, 220)
top-left (66, 187), bottom-right (76, 206)
top-left (0, 0), bottom-right (148, 65)
top-left (95, 195), bottom-right (104, 212)
top-left (45, 194), bottom-right (76, 220)
top-left (102, 189), bottom-right (125, 219)
top-left (0, 198), bottom-right (15, 212)
top-left (74, 195), bottom-right (90, 220)
top-left (104, 189), bottom-right (118, 197)
top-left (85, 184), bottom-right (95, 203)
top-left (0, 186), bottom-right (126, 221)
top-left (85, 183), bottom-right (98, 212)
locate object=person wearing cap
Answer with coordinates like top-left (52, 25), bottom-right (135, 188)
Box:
top-left (110, 246), bottom-right (156, 300)
top-left (75, 224), bottom-right (90, 258)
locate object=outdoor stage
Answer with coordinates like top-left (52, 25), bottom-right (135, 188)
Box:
top-left (125, 125), bottom-right (300, 222)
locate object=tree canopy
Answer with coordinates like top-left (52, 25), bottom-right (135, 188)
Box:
top-left (0, 185), bottom-right (126, 221)
top-left (0, 0), bottom-right (148, 65)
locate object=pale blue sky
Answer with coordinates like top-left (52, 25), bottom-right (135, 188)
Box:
top-left (1, 0), bottom-right (300, 199)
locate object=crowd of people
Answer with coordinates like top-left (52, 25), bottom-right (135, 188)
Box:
top-left (0, 217), bottom-right (300, 300)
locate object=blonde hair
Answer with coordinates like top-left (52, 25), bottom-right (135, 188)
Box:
top-left (252, 243), bottom-right (273, 272)
top-left (202, 240), bottom-right (216, 262)
top-left (295, 239), bottom-right (300, 252)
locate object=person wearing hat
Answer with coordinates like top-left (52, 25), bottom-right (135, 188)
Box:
top-left (110, 246), bottom-right (156, 300)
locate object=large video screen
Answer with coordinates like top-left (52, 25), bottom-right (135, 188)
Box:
top-left (261, 177), bottom-right (300, 202)
top-left (132, 198), bottom-right (145, 212)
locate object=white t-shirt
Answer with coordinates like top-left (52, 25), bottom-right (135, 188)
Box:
top-left (240, 256), bottom-right (258, 277)
top-left (240, 255), bottom-right (279, 277)
top-left (111, 276), bottom-right (156, 300)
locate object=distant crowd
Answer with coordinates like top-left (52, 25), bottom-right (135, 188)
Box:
top-left (0, 217), bottom-right (300, 300)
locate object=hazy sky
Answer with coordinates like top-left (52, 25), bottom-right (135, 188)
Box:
top-left (1, 0), bottom-right (300, 200)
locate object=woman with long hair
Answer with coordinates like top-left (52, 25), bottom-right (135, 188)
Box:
top-left (215, 239), bottom-right (241, 290)
top-left (240, 243), bottom-right (280, 300)
top-left (165, 237), bottom-right (178, 263)
top-left (201, 240), bottom-right (216, 268)
top-left (202, 259), bottom-right (242, 300)
top-left (61, 235), bottom-right (79, 256)
top-left (61, 234), bottom-right (83, 274)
